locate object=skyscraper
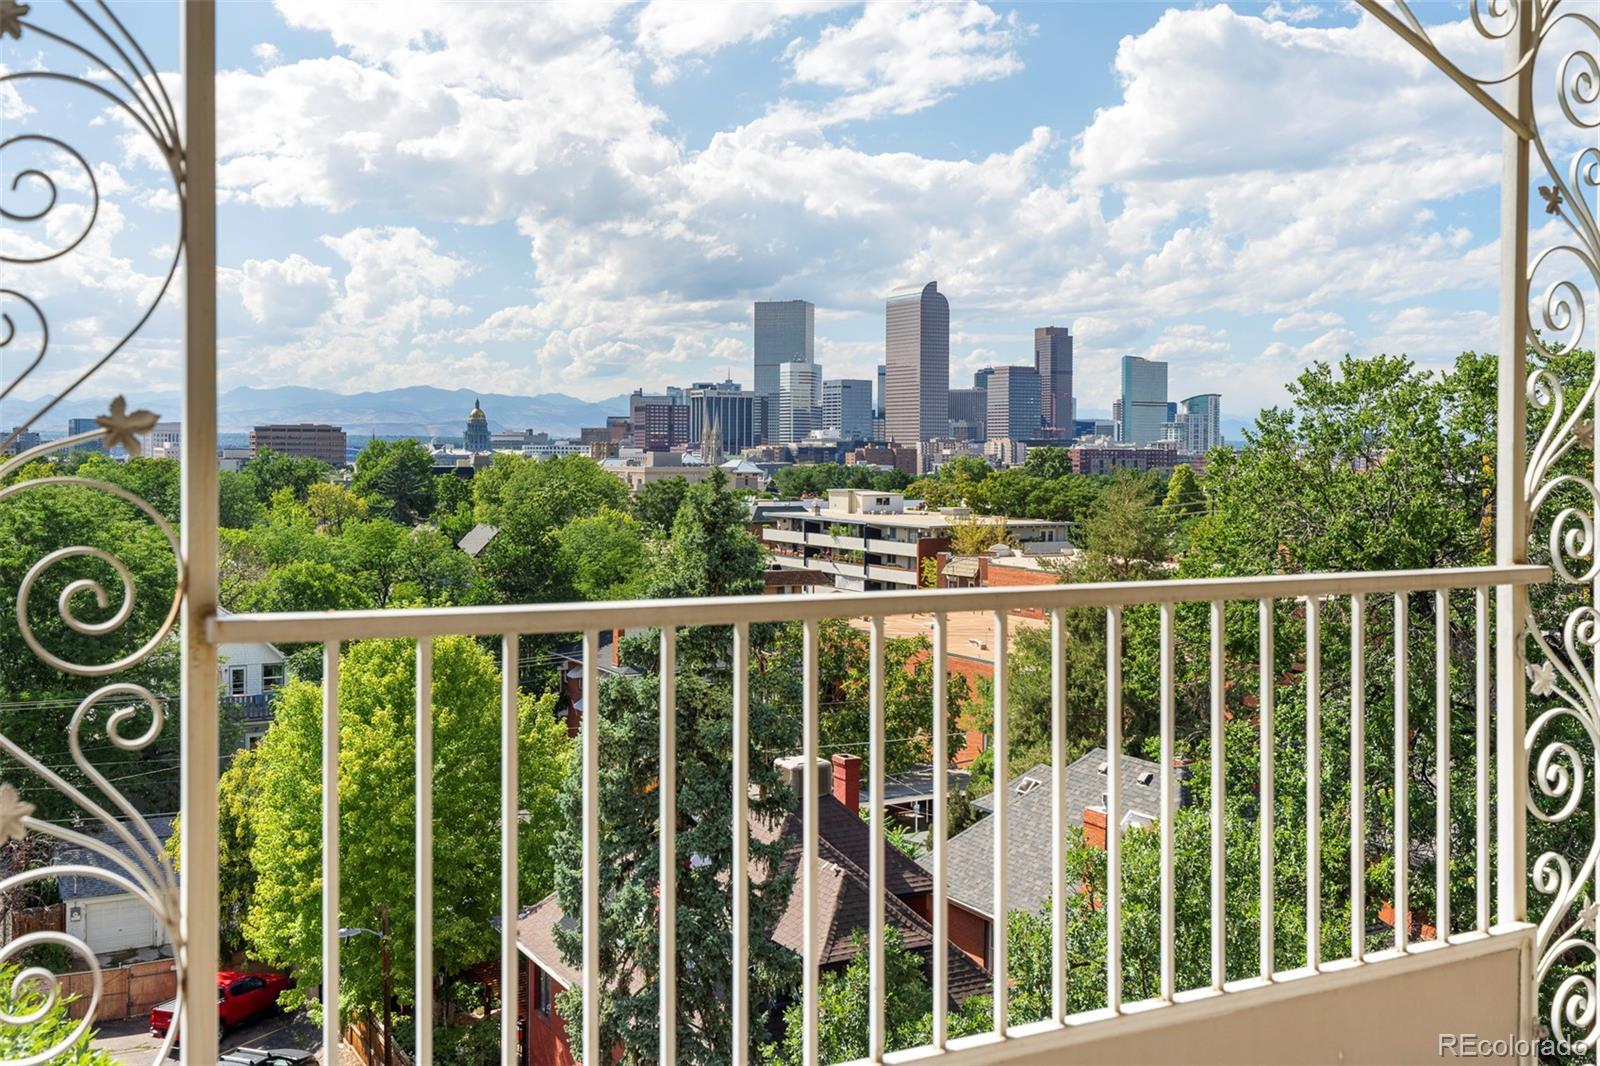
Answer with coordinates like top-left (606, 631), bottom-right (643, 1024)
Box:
top-left (876, 365), bottom-right (886, 417)
top-left (822, 379), bottom-right (874, 442)
top-left (947, 388), bottom-right (987, 441)
top-left (986, 366), bottom-right (1041, 441)
top-left (1034, 326), bottom-right (1073, 438)
top-left (1119, 356), bottom-right (1169, 445)
top-left (688, 381), bottom-right (758, 454)
top-left (1175, 393), bottom-right (1223, 455)
top-left (754, 300), bottom-right (815, 441)
top-left (777, 361), bottom-right (822, 444)
top-left (884, 281), bottom-right (949, 444)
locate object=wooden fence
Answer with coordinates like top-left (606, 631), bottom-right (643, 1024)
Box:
top-left (344, 1014), bottom-right (414, 1066)
top-left (2, 902), bottom-right (64, 941)
top-left (56, 958), bottom-right (178, 1021)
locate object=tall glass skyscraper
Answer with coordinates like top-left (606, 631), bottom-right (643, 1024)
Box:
top-left (753, 300), bottom-right (815, 442)
top-left (986, 366), bottom-right (1041, 441)
top-left (884, 281), bottom-right (949, 444)
top-left (777, 361), bottom-right (822, 444)
top-left (822, 378), bottom-right (874, 442)
top-left (1034, 326), bottom-right (1073, 438)
top-left (1119, 355), bottom-right (1169, 445)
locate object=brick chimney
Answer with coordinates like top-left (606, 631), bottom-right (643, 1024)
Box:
top-left (832, 753), bottom-right (861, 811)
top-left (1083, 806), bottom-right (1108, 850)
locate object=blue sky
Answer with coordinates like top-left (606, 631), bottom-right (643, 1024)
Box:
top-left (3, 1), bottom-right (1519, 431)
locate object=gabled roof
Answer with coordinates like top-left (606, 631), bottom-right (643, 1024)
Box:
top-left (926, 749), bottom-right (1165, 917)
top-left (518, 794), bottom-right (988, 1008)
top-left (55, 814), bottom-right (177, 901)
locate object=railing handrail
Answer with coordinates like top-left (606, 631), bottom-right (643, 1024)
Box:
top-left (207, 563), bottom-right (1550, 642)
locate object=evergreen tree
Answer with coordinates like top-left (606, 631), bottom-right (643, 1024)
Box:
top-left (552, 468), bottom-right (798, 1064)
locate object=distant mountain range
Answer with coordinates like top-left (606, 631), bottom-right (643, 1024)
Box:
top-left (15, 386), bottom-right (632, 440)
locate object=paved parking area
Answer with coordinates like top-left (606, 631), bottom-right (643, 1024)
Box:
top-left (90, 1009), bottom-right (353, 1065)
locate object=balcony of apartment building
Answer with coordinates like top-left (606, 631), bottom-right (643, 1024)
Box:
top-left (2, 4), bottom-right (1594, 1066)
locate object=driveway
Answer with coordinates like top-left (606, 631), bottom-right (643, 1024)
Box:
top-left (91, 1009), bottom-right (355, 1065)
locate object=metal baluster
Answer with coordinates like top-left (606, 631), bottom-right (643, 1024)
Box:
top-left (501, 634), bottom-right (519, 1066)
top-left (661, 627), bottom-right (678, 1065)
top-left (931, 612), bottom-right (950, 1050)
top-left (416, 638), bottom-right (434, 1065)
top-left (1352, 594), bottom-right (1366, 963)
top-left (1435, 591), bottom-right (1450, 944)
top-left (581, 629), bottom-right (600, 1059)
top-left (869, 616), bottom-right (886, 1061)
top-left (732, 622), bottom-right (749, 1064)
top-left (802, 619), bottom-right (820, 1066)
top-left (1051, 607), bottom-right (1067, 1025)
top-left (1394, 594), bottom-right (1409, 953)
top-left (1159, 601), bottom-right (1176, 1003)
top-left (1259, 598), bottom-right (1274, 980)
top-left (323, 642), bottom-right (341, 1063)
top-left (993, 609), bottom-right (1009, 1034)
top-left (1474, 587), bottom-right (1490, 933)
top-left (1210, 601), bottom-right (1225, 991)
top-left (1307, 597), bottom-right (1321, 971)
top-left (1106, 606), bottom-right (1123, 1012)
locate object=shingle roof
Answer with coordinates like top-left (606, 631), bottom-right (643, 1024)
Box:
top-left (55, 815), bottom-right (177, 901)
top-left (925, 749), bottom-right (1166, 917)
top-left (517, 795), bottom-right (988, 1008)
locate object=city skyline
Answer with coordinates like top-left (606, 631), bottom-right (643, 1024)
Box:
top-left (7, 2), bottom-right (1502, 435)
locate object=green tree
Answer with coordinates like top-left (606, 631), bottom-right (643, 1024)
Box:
top-left (352, 439), bottom-right (438, 525)
top-left (0, 963), bottom-right (115, 1065)
top-left (241, 447), bottom-right (331, 505)
top-left (630, 475), bottom-right (691, 536)
top-left (765, 929), bottom-right (931, 1064)
top-left (552, 468), bottom-right (796, 1064)
top-left (306, 481), bottom-right (369, 534)
top-left (1161, 464), bottom-right (1205, 526)
top-left (237, 560), bottom-right (374, 615)
top-left (473, 455), bottom-right (630, 605)
top-left (339, 519), bottom-right (411, 607)
top-left (555, 509), bottom-right (652, 601)
top-left (218, 469), bottom-right (264, 529)
top-left (242, 637), bottom-right (572, 1029)
top-left (1079, 471), bottom-right (1167, 579)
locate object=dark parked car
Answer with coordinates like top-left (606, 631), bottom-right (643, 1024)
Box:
top-left (220, 1050), bottom-right (317, 1066)
top-left (220, 1043), bottom-right (316, 1062)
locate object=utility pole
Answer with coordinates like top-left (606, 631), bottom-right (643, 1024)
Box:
top-left (380, 903), bottom-right (394, 1066)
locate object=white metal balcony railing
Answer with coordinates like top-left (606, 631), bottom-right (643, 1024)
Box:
top-left (2, 2), bottom-right (1597, 1065)
top-left (207, 563), bottom-right (1546, 1065)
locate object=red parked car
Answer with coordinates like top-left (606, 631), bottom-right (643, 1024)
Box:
top-left (150, 970), bottom-right (293, 1039)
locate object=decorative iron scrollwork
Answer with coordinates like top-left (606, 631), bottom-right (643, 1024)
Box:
top-left (1, 2), bottom-right (185, 1062)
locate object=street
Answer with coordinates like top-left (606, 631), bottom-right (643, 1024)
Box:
top-left (90, 1009), bottom-right (353, 1065)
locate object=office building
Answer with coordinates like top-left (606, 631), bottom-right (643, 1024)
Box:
top-left (754, 300), bottom-right (815, 441)
top-left (986, 366), bottom-right (1041, 442)
top-left (1172, 393), bottom-right (1223, 455)
top-left (973, 367), bottom-right (994, 390)
top-left (249, 423), bottom-right (348, 466)
top-left (629, 390), bottom-right (691, 451)
top-left (67, 416), bottom-right (105, 452)
top-left (1034, 326), bottom-right (1073, 438)
top-left (687, 381), bottom-right (759, 454)
top-left (464, 399), bottom-right (491, 452)
top-left (777, 361), bottom-right (822, 445)
top-left (876, 365), bottom-right (886, 418)
top-left (884, 281), bottom-right (950, 444)
top-left (822, 379), bottom-right (874, 442)
top-left (2, 428), bottom-right (41, 456)
top-left (947, 388), bottom-right (987, 441)
top-left (1070, 441), bottom-right (1183, 478)
top-left (1119, 356), bottom-right (1169, 445)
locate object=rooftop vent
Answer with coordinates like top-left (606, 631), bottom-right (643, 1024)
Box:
top-left (1137, 770), bottom-right (1156, 786)
top-left (1015, 777), bottom-right (1040, 796)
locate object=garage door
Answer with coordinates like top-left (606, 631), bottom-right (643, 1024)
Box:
top-left (84, 896), bottom-right (153, 954)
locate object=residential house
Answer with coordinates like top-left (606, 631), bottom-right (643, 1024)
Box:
top-left (217, 608), bottom-right (288, 749)
top-left (56, 815), bottom-right (176, 959)
top-left (922, 750), bottom-right (1167, 970)
top-left (516, 755), bottom-right (990, 1065)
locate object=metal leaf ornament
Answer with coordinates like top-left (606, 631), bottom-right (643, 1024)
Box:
top-left (96, 395), bottom-right (160, 456)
